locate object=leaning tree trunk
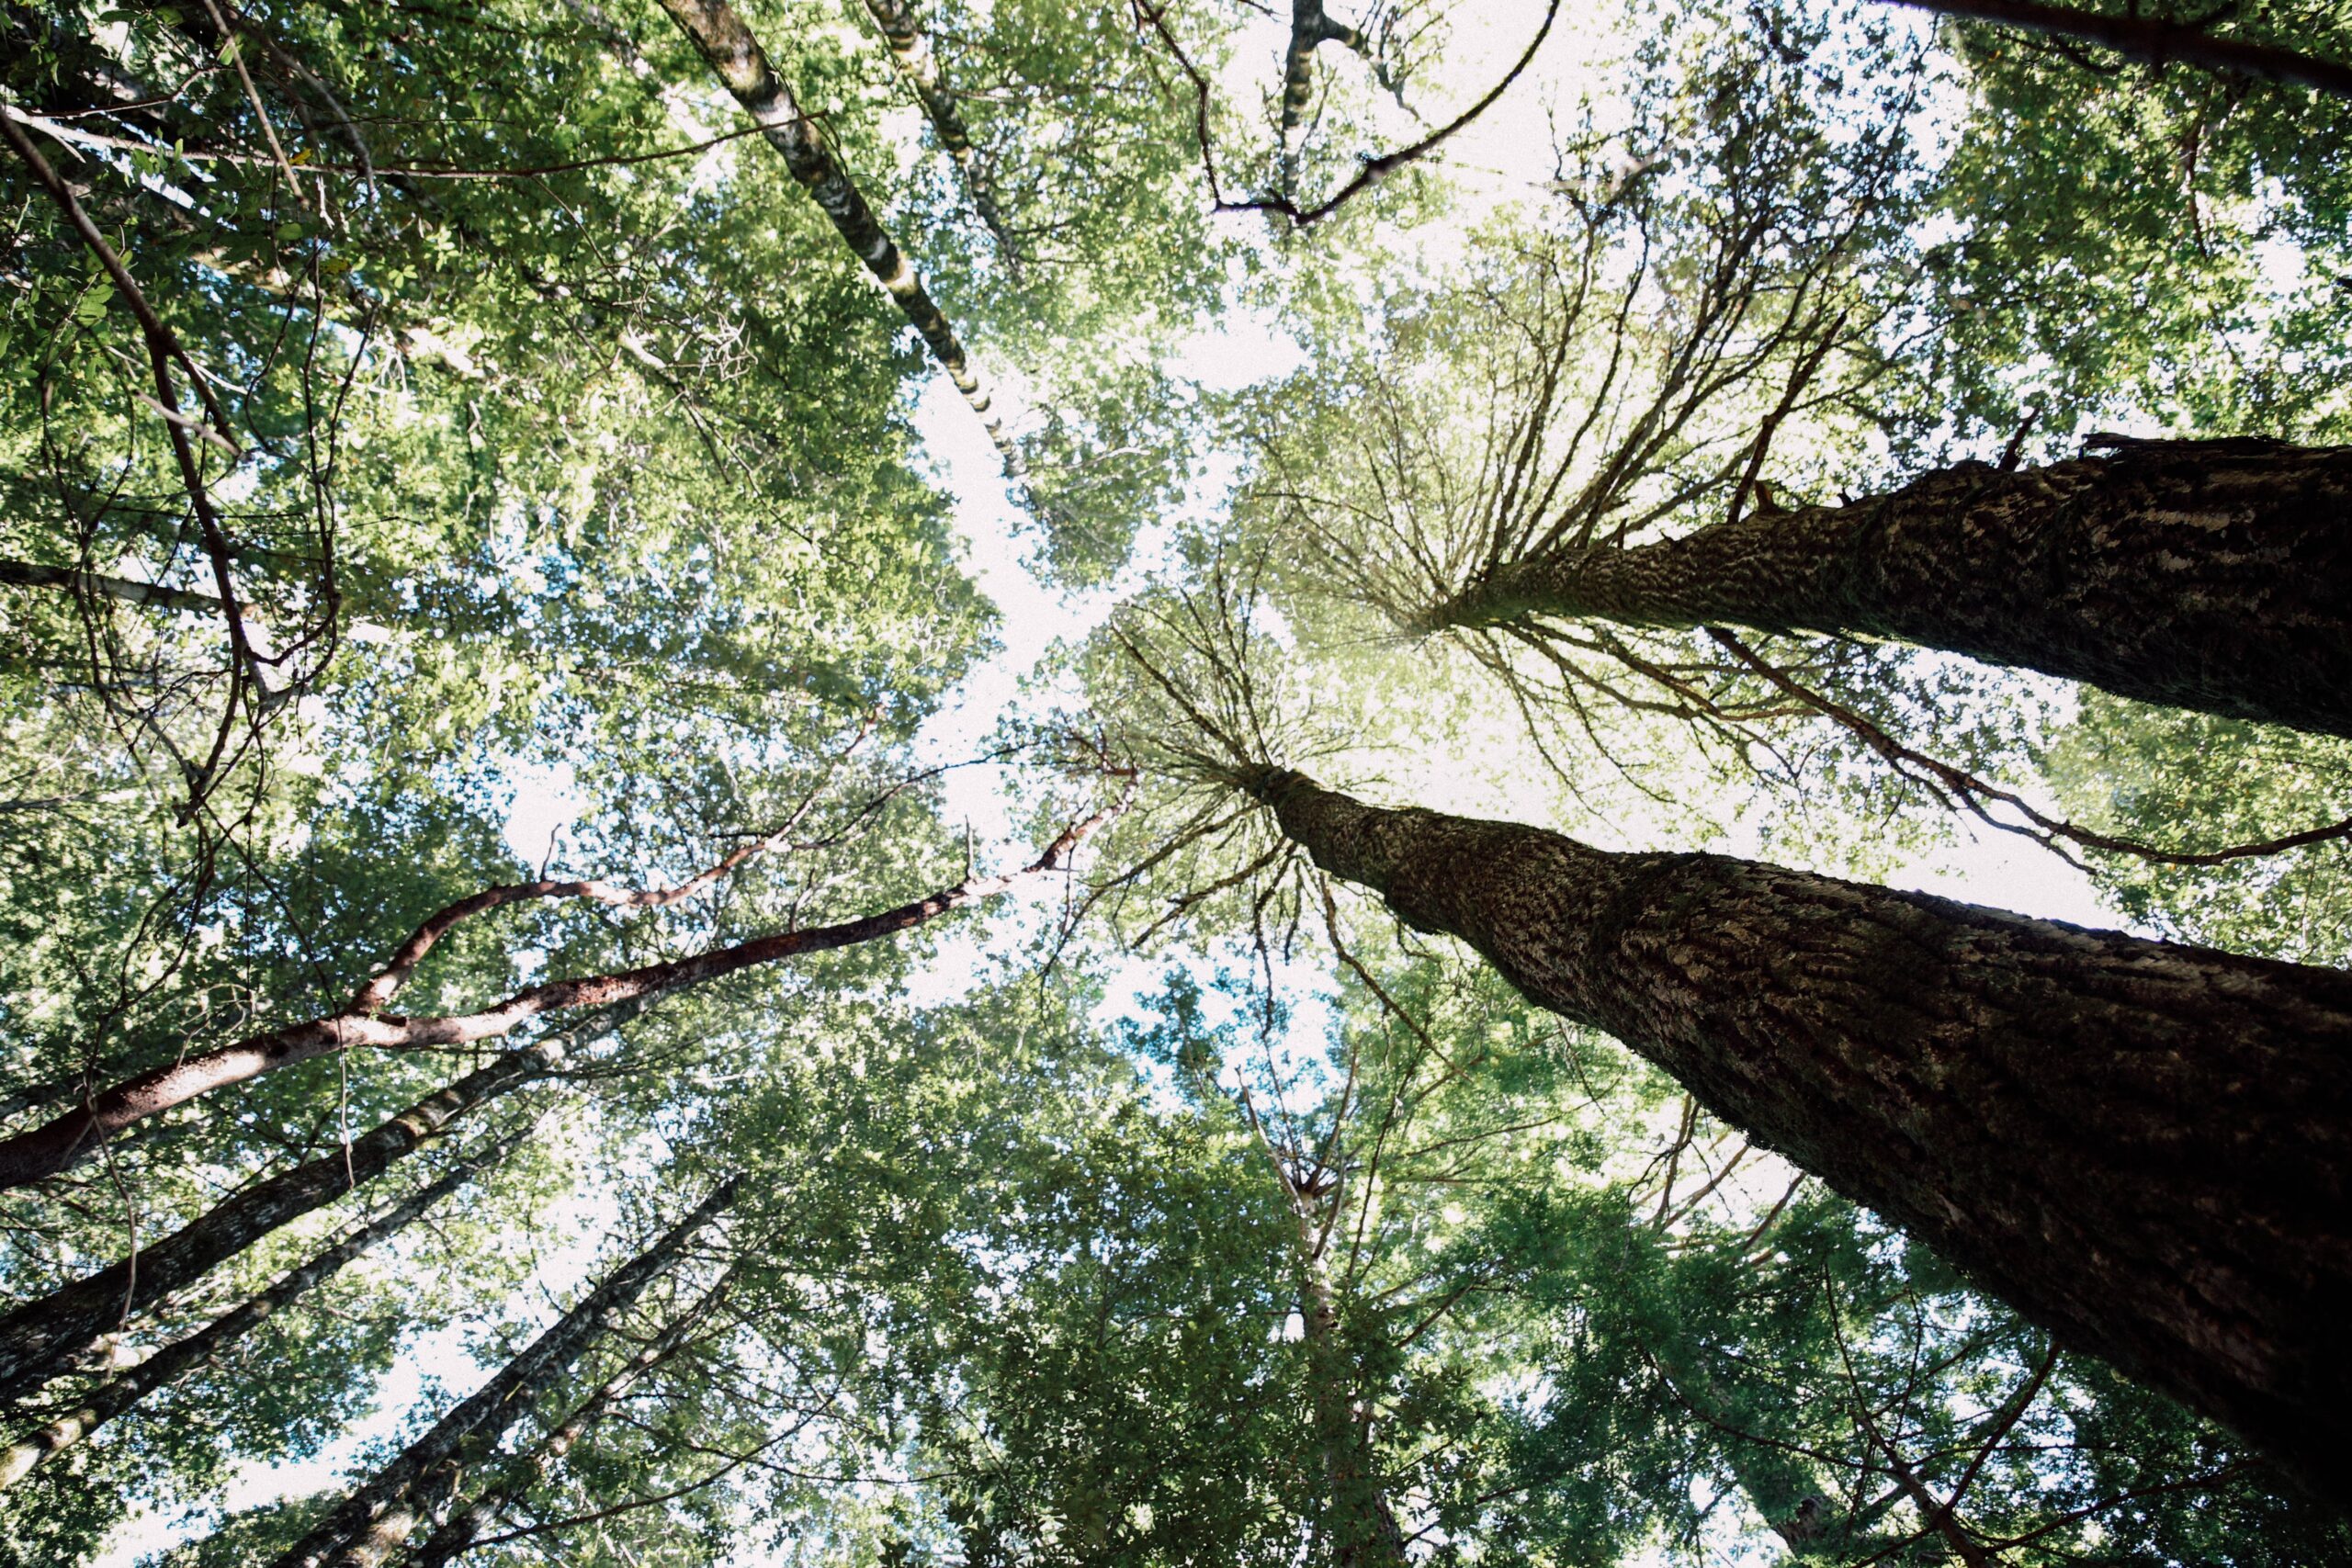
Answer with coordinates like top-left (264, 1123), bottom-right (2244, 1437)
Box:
top-left (658, 0), bottom-right (1029, 483)
top-left (409, 1269), bottom-right (735, 1568)
top-left (850, 0), bottom-right (1019, 266)
top-left (1428, 438), bottom-right (2352, 739)
top-left (1238, 767), bottom-right (2352, 1503)
top-left (0, 1135), bottom-right (514, 1491)
top-left (0, 1045), bottom-right (555, 1407)
top-left (263, 1177), bottom-right (738, 1568)
top-left (1874, 0), bottom-right (2352, 98)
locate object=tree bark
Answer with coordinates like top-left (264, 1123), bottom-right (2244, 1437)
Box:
top-left (656, 0), bottom-right (1029, 481)
top-left (0, 1046), bottom-right (554, 1407)
top-left (849, 0), bottom-right (1018, 267)
top-left (1239, 767), bottom-right (2352, 1503)
top-left (0, 1136), bottom-right (513, 1491)
top-left (262, 1177), bottom-right (738, 1568)
top-left (0, 558), bottom-right (227, 616)
top-left (1293, 1206), bottom-right (1408, 1567)
top-left (408, 1269), bottom-right (734, 1568)
top-left (0, 804), bottom-right (1112, 1190)
top-left (1426, 439), bottom-right (2352, 739)
top-left (1875, 0), bottom-right (2352, 99)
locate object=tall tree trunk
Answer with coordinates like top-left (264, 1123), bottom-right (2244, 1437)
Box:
top-left (261, 1178), bottom-right (739, 1568)
top-left (0, 804), bottom-right (1110, 1190)
top-left (1292, 1205), bottom-right (1407, 1567)
top-left (408, 1269), bottom-right (735, 1568)
top-left (1237, 767), bottom-right (2352, 1503)
top-left (0, 1046), bottom-right (554, 1407)
top-left (0, 1135), bottom-right (514, 1491)
top-left (848, 0), bottom-right (1019, 267)
top-left (656, 0), bottom-right (1030, 483)
top-left (1426, 438), bottom-right (2352, 739)
top-left (1875, 0), bottom-right (2352, 98)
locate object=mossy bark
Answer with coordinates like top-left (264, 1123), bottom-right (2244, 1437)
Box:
top-left (1248, 769), bottom-right (2352, 1503)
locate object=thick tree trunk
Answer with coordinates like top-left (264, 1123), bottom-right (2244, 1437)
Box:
top-left (849, 0), bottom-right (1018, 266)
top-left (0, 1047), bottom-right (552, 1407)
top-left (1240, 768), bottom-right (2352, 1503)
top-left (408, 1269), bottom-right (734, 1568)
top-left (1428, 439), bottom-right (2352, 739)
top-left (657, 0), bottom-right (1029, 482)
top-left (0, 1137), bottom-right (511, 1491)
top-left (1876, 0), bottom-right (2352, 99)
top-left (262, 1178), bottom-right (738, 1568)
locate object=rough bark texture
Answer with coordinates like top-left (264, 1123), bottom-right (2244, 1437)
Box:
top-left (0, 1047), bottom-right (550, 1407)
top-left (264, 1178), bottom-right (738, 1568)
top-left (1876, 0), bottom-right (2352, 98)
top-left (657, 0), bottom-right (1027, 479)
top-left (850, 0), bottom-right (1018, 265)
top-left (1430, 439), bottom-right (2352, 739)
top-left (1245, 769), bottom-right (2352, 1503)
top-left (0, 1139), bottom-right (506, 1490)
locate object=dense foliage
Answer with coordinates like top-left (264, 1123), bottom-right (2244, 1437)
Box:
top-left (3, 0), bottom-right (2348, 1562)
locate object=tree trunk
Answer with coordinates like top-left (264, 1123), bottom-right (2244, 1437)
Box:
top-left (1293, 1213), bottom-right (1408, 1567)
top-left (657, 0), bottom-right (1030, 482)
top-left (408, 1269), bottom-right (735, 1568)
top-left (0, 1046), bottom-right (553, 1407)
top-left (1875, 0), bottom-right (2352, 99)
top-left (0, 559), bottom-right (227, 615)
top-left (0, 804), bottom-right (1110, 1190)
top-left (0, 1136), bottom-right (514, 1491)
top-left (1238, 767), bottom-right (2352, 1503)
top-left (1427, 439), bottom-right (2352, 739)
top-left (849, 0), bottom-right (1019, 267)
top-left (262, 1177), bottom-right (738, 1568)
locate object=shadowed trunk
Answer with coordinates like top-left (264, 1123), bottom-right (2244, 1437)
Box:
top-left (1875, 0), bottom-right (2352, 98)
top-left (1239, 767), bottom-right (2352, 1502)
top-left (0, 1137), bottom-right (513, 1490)
top-left (0, 1047), bottom-right (554, 1407)
top-left (409, 1269), bottom-right (735, 1568)
top-left (262, 1177), bottom-right (738, 1568)
top-left (1429, 439), bottom-right (2352, 739)
top-left (1294, 1208), bottom-right (1408, 1567)
top-left (658, 0), bottom-right (1028, 481)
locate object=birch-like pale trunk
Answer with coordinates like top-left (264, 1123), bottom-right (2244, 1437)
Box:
top-left (0, 1136), bottom-right (513, 1490)
top-left (1873, 0), bottom-right (2352, 97)
top-left (0, 1046), bottom-right (554, 1407)
top-left (658, 0), bottom-right (1029, 481)
top-left (849, 0), bottom-right (1017, 265)
top-left (1427, 439), bottom-right (2352, 739)
top-left (1240, 767), bottom-right (2352, 1502)
top-left (0, 805), bottom-right (1112, 1189)
top-left (262, 1178), bottom-right (738, 1568)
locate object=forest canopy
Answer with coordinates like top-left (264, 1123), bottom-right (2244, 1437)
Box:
top-left (3, 0), bottom-right (2351, 1563)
